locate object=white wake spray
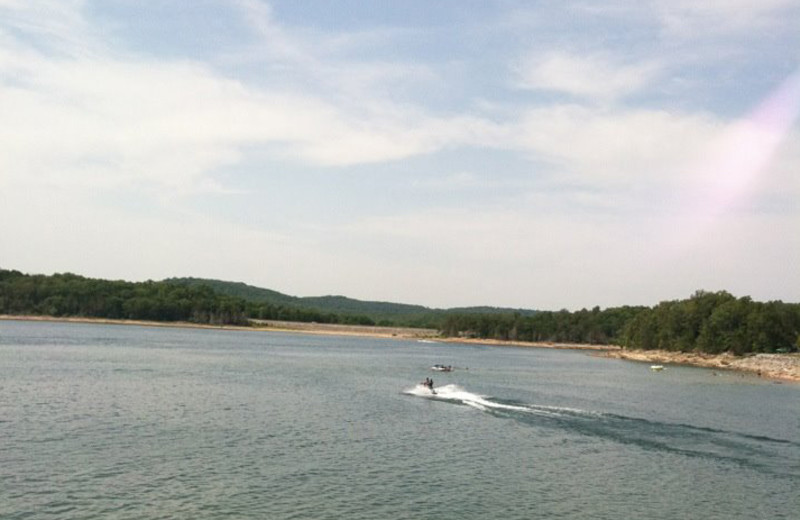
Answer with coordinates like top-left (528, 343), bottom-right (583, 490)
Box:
top-left (405, 383), bottom-right (598, 418)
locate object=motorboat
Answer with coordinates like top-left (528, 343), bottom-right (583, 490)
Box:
top-left (431, 364), bottom-right (453, 372)
top-left (650, 365), bottom-right (665, 371)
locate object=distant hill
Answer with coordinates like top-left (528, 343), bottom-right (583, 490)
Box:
top-left (298, 295), bottom-right (431, 316)
top-left (165, 277), bottom-right (537, 326)
top-left (166, 278), bottom-right (297, 305)
top-left (165, 277), bottom-right (436, 325)
top-left (446, 306), bottom-right (537, 316)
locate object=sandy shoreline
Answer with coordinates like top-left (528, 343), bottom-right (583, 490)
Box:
top-left (2, 315), bottom-right (797, 383)
top-left (0, 315), bottom-right (619, 349)
top-left (249, 319), bottom-right (439, 339)
top-left (0, 315), bottom-right (442, 338)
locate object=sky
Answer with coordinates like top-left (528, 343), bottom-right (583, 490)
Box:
top-left (1, 0), bottom-right (800, 311)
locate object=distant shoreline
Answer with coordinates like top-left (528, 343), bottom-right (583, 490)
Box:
top-left (2, 315), bottom-right (797, 383)
top-left (0, 314), bottom-right (258, 332)
top-left (0, 314), bottom-right (619, 349)
top-left (0, 315), bottom-right (442, 338)
top-left (437, 337), bottom-right (621, 351)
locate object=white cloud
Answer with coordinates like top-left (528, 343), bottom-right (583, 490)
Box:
top-left (513, 52), bottom-right (660, 102)
top-left (412, 172), bottom-right (501, 191)
top-left (511, 105), bottom-right (720, 185)
top-left (229, 0), bottom-right (440, 104)
top-left (0, 0), bottom-right (96, 57)
top-left (653, 0), bottom-right (800, 35)
top-left (0, 20), bottom-right (502, 196)
top-left (1, 0), bottom-right (519, 202)
top-left (232, 0), bottom-right (311, 65)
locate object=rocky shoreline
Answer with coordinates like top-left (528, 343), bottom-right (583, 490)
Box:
top-left (601, 349), bottom-right (800, 383)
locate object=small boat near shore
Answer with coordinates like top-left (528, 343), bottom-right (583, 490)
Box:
top-left (650, 365), bottom-right (665, 371)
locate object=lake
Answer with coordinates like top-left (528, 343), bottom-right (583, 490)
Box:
top-left (1, 320), bottom-right (797, 519)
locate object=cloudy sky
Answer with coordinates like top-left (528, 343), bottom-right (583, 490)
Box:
top-left (2, 0), bottom-right (799, 311)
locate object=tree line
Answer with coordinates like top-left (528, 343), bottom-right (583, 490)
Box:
top-left (618, 290), bottom-right (800, 354)
top-left (440, 305), bottom-right (644, 345)
top-left (0, 269), bottom-right (376, 327)
top-left (2, 269), bottom-right (798, 354)
top-left (440, 290), bottom-right (800, 354)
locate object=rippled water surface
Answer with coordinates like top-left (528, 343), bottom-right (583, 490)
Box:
top-left (1, 320), bottom-right (798, 519)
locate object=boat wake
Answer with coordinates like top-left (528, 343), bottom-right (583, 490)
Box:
top-left (406, 384), bottom-right (592, 415)
top-left (404, 384), bottom-right (799, 477)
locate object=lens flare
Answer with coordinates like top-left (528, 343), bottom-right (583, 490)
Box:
top-left (669, 69), bottom-right (800, 250)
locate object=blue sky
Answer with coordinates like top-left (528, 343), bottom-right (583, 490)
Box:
top-left (2, 0), bottom-right (799, 310)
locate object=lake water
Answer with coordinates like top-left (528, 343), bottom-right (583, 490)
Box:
top-left (1, 320), bottom-right (798, 519)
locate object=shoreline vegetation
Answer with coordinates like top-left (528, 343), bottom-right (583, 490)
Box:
top-left (2, 269), bottom-right (799, 382)
top-left (2, 314), bottom-right (798, 383)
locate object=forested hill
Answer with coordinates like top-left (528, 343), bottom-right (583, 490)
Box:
top-left (165, 278), bottom-right (298, 306)
top-left (0, 270), bottom-right (426, 327)
top-left (166, 277), bottom-right (430, 317)
top-left (166, 277), bottom-right (536, 325)
top-left (0, 270), bottom-right (253, 326)
top-left (0, 270), bottom-right (537, 329)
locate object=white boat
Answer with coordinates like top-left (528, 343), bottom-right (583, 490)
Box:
top-left (431, 364), bottom-right (453, 372)
top-left (650, 365), bottom-right (664, 371)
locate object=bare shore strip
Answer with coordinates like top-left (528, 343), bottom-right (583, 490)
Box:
top-left (2, 315), bottom-right (798, 383)
top-left (0, 315), bottom-right (442, 338)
